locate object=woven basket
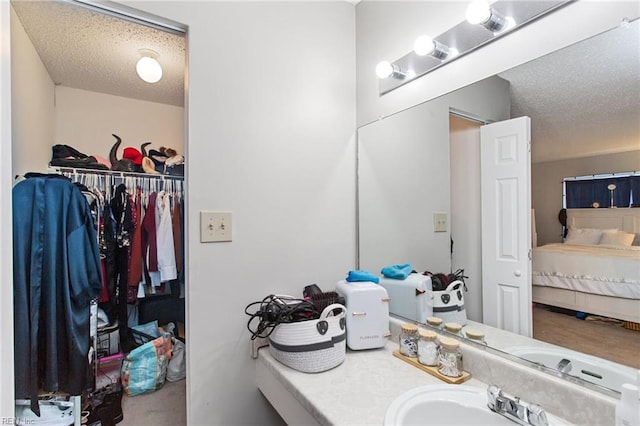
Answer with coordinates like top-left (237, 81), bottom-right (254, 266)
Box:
top-left (269, 303), bottom-right (346, 373)
top-left (623, 321), bottom-right (640, 332)
top-left (432, 280), bottom-right (467, 326)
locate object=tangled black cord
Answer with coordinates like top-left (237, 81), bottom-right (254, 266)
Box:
top-left (244, 294), bottom-right (319, 340)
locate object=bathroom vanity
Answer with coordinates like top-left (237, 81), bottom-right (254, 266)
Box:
top-left (255, 317), bottom-right (619, 425)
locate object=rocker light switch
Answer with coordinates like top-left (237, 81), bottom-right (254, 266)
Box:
top-left (433, 212), bottom-right (447, 232)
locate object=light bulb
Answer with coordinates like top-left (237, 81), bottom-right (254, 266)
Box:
top-left (414, 35), bottom-right (436, 56)
top-left (414, 35), bottom-right (454, 61)
top-left (376, 61), bottom-right (394, 79)
top-left (136, 56), bottom-right (163, 83)
top-left (466, 0), bottom-right (491, 25)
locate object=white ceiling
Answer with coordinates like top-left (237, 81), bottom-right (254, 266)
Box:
top-left (11, 2), bottom-right (640, 163)
top-left (11, 0), bottom-right (185, 107)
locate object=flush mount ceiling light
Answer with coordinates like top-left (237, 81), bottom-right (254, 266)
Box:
top-left (136, 49), bottom-right (163, 84)
top-left (465, 0), bottom-right (515, 33)
top-left (413, 35), bottom-right (459, 60)
top-left (376, 61), bottom-right (407, 79)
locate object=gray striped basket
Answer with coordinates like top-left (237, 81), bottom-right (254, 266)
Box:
top-left (269, 303), bottom-right (346, 373)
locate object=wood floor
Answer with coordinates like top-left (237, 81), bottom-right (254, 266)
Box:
top-left (532, 303), bottom-right (640, 369)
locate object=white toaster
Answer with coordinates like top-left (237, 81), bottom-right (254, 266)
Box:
top-left (378, 273), bottom-right (433, 323)
top-left (335, 280), bottom-right (390, 350)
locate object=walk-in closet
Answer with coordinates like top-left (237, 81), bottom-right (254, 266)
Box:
top-left (10, 1), bottom-right (187, 424)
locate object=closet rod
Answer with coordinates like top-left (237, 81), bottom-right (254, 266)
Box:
top-left (48, 166), bottom-right (184, 181)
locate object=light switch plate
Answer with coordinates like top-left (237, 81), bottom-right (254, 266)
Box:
top-left (201, 211), bottom-right (232, 242)
top-left (433, 212), bottom-right (447, 232)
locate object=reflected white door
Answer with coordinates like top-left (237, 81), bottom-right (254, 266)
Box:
top-left (481, 116), bottom-right (532, 337)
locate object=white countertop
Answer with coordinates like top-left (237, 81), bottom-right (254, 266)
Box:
top-left (256, 340), bottom-right (488, 426)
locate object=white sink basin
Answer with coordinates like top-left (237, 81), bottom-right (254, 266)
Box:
top-left (384, 384), bottom-right (568, 426)
top-left (384, 385), bottom-right (514, 426)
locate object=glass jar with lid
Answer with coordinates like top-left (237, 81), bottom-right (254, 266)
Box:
top-left (444, 322), bottom-right (462, 336)
top-left (417, 329), bottom-right (439, 366)
top-left (464, 328), bottom-right (486, 345)
top-left (426, 316), bottom-right (443, 329)
top-left (437, 336), bottom-right (463, 377)
top-left (399, 323), bottom-right (419, 357)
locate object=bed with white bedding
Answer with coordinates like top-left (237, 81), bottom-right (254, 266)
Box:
top-left (531, 208), bottom-right (640, 323)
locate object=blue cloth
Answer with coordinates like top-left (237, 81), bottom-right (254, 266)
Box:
top-left (346, 270), bottom-right (379, 283)
top-left (381, 263), bottom-right (413, 280)
top-left (13, 175), bottom-right (103, 414)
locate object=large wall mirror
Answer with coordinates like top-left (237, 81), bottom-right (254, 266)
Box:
top-left (358, 18), bottom-right (639, 396)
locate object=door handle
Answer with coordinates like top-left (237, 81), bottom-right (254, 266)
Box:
top-left (514, 270), bottom-right (522, 277)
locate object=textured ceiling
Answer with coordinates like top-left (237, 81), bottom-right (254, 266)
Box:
top-left (11, 0), bottom-right (185, 107)
top-left (499, 19), bottom-right (640, 163)
top-left (11, 2), bottom-right (640, 163)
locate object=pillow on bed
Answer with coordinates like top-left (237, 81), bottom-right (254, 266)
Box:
top-left (599, 231), bottom-right (636, 247)
top-left (564, 228), bottom-right (604, 245)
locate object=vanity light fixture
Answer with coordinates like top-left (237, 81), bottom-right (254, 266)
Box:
top-left (413, 35), bottom-right (459, 60)
top-left (376, 61), bottom-right (407, 79)
top-left (376, 0), bottom-right (570, 95)
top-left (136, 49), bottom-right (163, 84)
top-left (465, 0), bottom-right (515, 34)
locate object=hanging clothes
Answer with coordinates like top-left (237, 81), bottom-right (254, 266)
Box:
top-left (99, 198), bottom-right (118, 324)
top-left (13, 174), bottom-right (103, 415)
top-left (110, 184), bottom-right (134, 350)
top-left (142, 191), bottom-right (159, 287)
top-left (155, 191), bottom-right (177, 283)
top-left (127, 190), bottom-right (143, 290)
top-left (50, 167), bottom-right (185, 298)
top-left (172, 197), bottom-right (182, 274)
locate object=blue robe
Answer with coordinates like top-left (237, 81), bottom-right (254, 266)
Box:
top-left (13, 174), bottom-right (102, 415)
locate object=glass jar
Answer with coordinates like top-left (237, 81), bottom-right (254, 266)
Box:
top-left (444, 322), bottom-right (462, 336)
top-left (417, 330), bottom-right (439, 366)
top-left (426, 316), bottom-right (443, 329)
top-left (437, 336), bottom-right (463, 377)
top-left (464, 329), bottom-right (486, 345)
top-left (399, 323), bottom-right (419, 357)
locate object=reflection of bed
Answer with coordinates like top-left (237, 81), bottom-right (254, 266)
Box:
top-left (532, 208), bottom-right (640, 323)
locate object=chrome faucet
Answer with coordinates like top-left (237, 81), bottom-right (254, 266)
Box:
top-left (555, 358), bottom-right (572, 374)
top-left (487, 385), bottom-right (549, 426)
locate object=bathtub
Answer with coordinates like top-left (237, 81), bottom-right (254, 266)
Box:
top-left (506, 345), bottom-right (637, 393)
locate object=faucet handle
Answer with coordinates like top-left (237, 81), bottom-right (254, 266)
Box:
top-left (487, 385), bottom-right (503, 411)
top-left (527, 403), bottom-right (549, 426)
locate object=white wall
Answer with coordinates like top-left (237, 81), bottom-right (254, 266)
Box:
top-left (356, 1), bottom-right (640, 126)
top-left (532, 150), bottom-right (640, 246)
top-left (10, 4), bottom-right (54, 176)
top-left (124, 2), bottom-right (356, 424)
top-left (54, 86), bottom-right (184, 164)
top-left (0, 0), bottom-right (15, 419)
top-left (450, 116), bottom-right (482, 322)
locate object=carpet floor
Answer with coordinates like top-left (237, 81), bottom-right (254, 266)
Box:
top-left (120, 379), bottom-right (186, 426)
top-left (533, 303), bottom-right (640, 369)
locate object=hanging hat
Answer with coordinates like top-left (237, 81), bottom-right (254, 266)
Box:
top-left (122, 147), bottom-right (143, 165)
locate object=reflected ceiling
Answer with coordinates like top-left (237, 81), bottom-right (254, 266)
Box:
top-left (498, 20), bottom-right (640, 163)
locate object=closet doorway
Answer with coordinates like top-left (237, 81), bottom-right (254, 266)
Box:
top-left (10, 1), bottom-right (188, 424)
